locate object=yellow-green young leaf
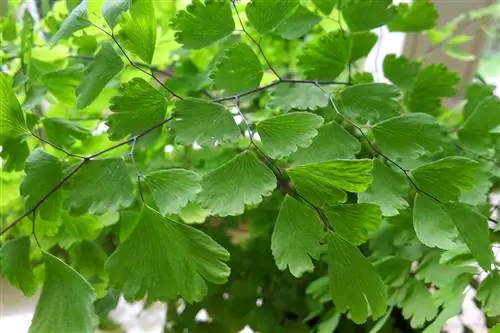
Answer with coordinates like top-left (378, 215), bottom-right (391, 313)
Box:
top-left (42, 117), bottom-right (91, 148)
top-left (327, 233), bottom-right (388, 324)
top-left (107, 78), bottom-right (168, 140)
top-left (245, 0), bottom-right (298, 34)
top-left (274, 5), bottom-right (321, 40)
top-left (106, 206), bottom-right (230, 302)
top-left (290, 122), bottom-right (361, 165)
top-left (143, 169), bottom-right (202, 216)
top-left (459, 96), bottom-right (500, 151)
top-left (412, 194), bottom-right (460, 250)
top-left (476, 271), bottom-right (500, 317)
top-left (271, 195), bottom-right (325, 277)
top-left (298, 31), bottom-right (351, 80)
top-left (41, 65), bottom-right (84, 105)
top-left (76, 43), bottom-right (124, 109)
top-left (411, 157), bottom-right (480, 202)
top-left (198, 151), bottom-right (276, 216)
top-left (257, 112), bottom-right (324, 159)
top-left (490, 324), bottom-right (500, 333)
top-left (383, 54), bottom-right (421, 91)
top-left (172, 98), bottom-right (240, 146)
top-left (20, 149), bottom-right (63, 221)
top-left (266, 83), bottom-right (329, 112)
top-left (350, 31), bottom-right (378, 62)
top-left (49, 0), bottom-right (90, 44)
top-left (102, 0), bottom-right (128, 28)
top-left (29, 252), bottom-right (98, 333)
top-left (288, 159), bottom-right (373, 207)
top-left (64, 158), bottom-right (134, 214)
top-left (325, 203), bottom-right (381, 245)
top-left (0, 237), bottom-right (38, 296)
top-left (358, 159), bottom-right (409, 216)
top-left (388, 0), bottom-right (438, 32)
top-left (312, 0), bottom-right (336, 15)
top-left (444, 203), bottom-right (493, 271)
top-left (341, 0), bottom-right (396, 32)
top-left (211, 43), bottom-right (263, 94)
top-left (399, 279), bottom-right (438, 328)
top-left (170, 0), bottom-right (234, 49)
top-left (0, 73), bottom-right (27, 143)
top-left (118, 0), bottom-right (156, 64)
top-left (372, 113), bottom-right (444, 157)
top-left (341, 83), bottom-right (400, 121)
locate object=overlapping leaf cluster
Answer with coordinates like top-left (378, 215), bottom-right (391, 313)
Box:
top-left (1, 0), bottom-right (499, 332)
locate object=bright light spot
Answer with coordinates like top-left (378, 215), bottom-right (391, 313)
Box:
top-left (256, 298), bottom-right (263, 307)
top-left (192, 142), bottom-right (202, 150)
top-left (234, 114), bottom-right (243, 125)
top-left (239, 325), bottom-right (254, 333)
top-left (195, 309), bottom-right (211, 322)
top-left (92, 122), bottom-right (109, 135)
top-left (164, 144), bottom-right (174, 153)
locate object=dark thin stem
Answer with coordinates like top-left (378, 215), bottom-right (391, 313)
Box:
top-left (294, 191), bottom-right (333, 230)
top-left (31, 211), bottom-right (41, 248)
top-left (129, 136), bottom-right (145, 203)
top-left (31, 131), bottom-right (86, 159)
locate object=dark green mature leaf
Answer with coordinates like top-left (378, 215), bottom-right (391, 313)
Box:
top-left (198, 151), bottom-right (276, 216)
top-left (0, 137), bottom-right (29, 171)
top-left (0, 73), bottom-right (27, 143)
top-left (266, 84), bottom-right (328, 112)
top-left (412, 157), bottom-right (480, 202)
top-left (107, 78), bottom-right (168, 140)
top-left (326, 203), bottom-right (381, 245)
top-left (463, 82), bottom-right (495, 119)
top-left (76, 43), bottom-right (124, 109)
top-left (375, 256), bottom-right (411, 287)
top-left (69, 240), bottom-right (107, 278)
top-left (350, 32), bottom-right (378, 62)
top-left (57, 213), bottom-right (103, 249)
top-left (298, 31), bottom-right (351, 80)
top-left (476, 271), bottom-right (500, 316)
top-left (29, 252), bottom-right (98, 333)
top-left (275, 5), bottom-right (321, 40)
top-left (118, 0), bottom-right (156, 64)
top-left (341, 83), bottom-right (400, 121)
top-left (0, 237), bottom-right (37, 296)
top-left (257, 112), bottom-right (324, 159)
top-left (271, 195), bottom-right (325, 277)
top-left (288, 159), bottom-right (373, 206)
top-left (359, 159), bottom-right (409, 216)
top-left (102, 0), bottom-right (128, 28)
top-left (43, 118), bottom-right (91, 148)
top-left (372, 113), bottom-right (444, 157)
top-left (312, 0), bottom-right (337, 15)
top-left (459, 96), bottom-right (500, 151)
top-left (170, 0), bottom-right (234, 49)
top-left (445, 203), bottom-right (493, 271)
top-left (413, 194), bottom-right (459, 250)
top-left (20, 149), bottom-right (63, 221)
top-left (143, 169), bottom-right (202, 216)
top-left (106, 206), bottom-right (230, 302)
top-left (49, 0), bottom-right (89, 44)
top-left (388, 0), bottom-right (438, 32)
top-left (399, 279), bottom-right (438, 328)
top-left (64, 158), bottom-right (134, 214)
top-left (328, 233), bottom-right (388, 324)
top-left (245, 0), bottom-right (299, 34)
top-left (41, 65), bottom-right (84, 105)
top-left (211, 43), bottom-right (263, 94)
top-left (290, 122), bottom-right (361, 165)
top-left (341, 0), bottom-right (396, 32)
top-left (383, 54), bottom-right (421, 91)
top-left (172, 98), bottom-right (240, 146)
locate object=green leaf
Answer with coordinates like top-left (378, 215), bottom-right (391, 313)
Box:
top-left (463, 82), bottom-right (495, 119)
top-left (350, 31), bottom-right (378, 62)
top-left (43, 117), bottom-right (91, 148)
top-left (358, 159), bottom-right (409, 216)
top-left (245, 0), bottom-right (299, 34)
top-left (107, 78), bottom-right (168, 140)
top-left (388, 0), bottom-right (438, 32)
top-left (445, 203), bottom-right (493, 271)
top-left (405, 64), bottom-right (459, 115)
top-left (383, 54), bottom-right (421, 91)
top-left (143, 169), bottom-right (202, 216)
top-left (271, 195), bottom-right (324, 277)
top-left (172, 98), bottom-right (240, 146)
top-left (266, 84), bottom-right (328, 112)
top-left (0, 73), bottom-right (27, 143)
top-left (290, 122), bottom-right (361, 165)
top-left (57, 213), bottom-right (104, 249)
top-left (29, 252), bottom-right (98, 333)
top-left (372, 113), bottom-right (444, 157)
top-left (102, 0), bottom-right (128, 28)
top-left (327, 233), bottom-right (388, 324)
top-left (298, 31), bottom-right (351, 80)
top-left (413, 194), bottom-right (459, 250)
top-left (341, 83), bottom-right (400, 121)
top-left (0, 137), bottom-right (29, 172)
top-left (198, 151), bottom-right (276, 216)
top-left (0, 236), bottom-right (38, 296)
top-left (64, 158), bottom-right (134, 214)
top-left (76, 43), bottom-right (124, 109)
top-left (49, 0), bottom-right (90, 44)
top-left (459, 96), bottom-right (500, 151)
top-left (288, 159), bottom-right (373, 207)
top-left (257, 112), bottom-right (324, 159)
top-left (341, 0), bottom-right (396, 32)
top-left (118, 0), bottom-right (156, 64)
top-left (106, 206), bottom-right (230, 302)
top-left (20, 149), bottom-right (63, 221)
top-left (399, 279), bottom-right (438, 328)
top-left (375, 256), bottom-right (411, 287)
top-left (41, 65), bottom-right (84, 105)
top-left (312, 0), bottom-right (337, 15)
top-left (325, 203), bottom-right (381, 245)
top-left (69, 240), bottom-right (107, 278)
top-left (274, 5), bottom-right (321, 40)
top-left (411, 157), bottom-right (480, 202)
top-left (170, 0), bottom-right (234, 49)
top-left (211, 42), bottom-right (263, 94)
top-left (476, 271), bottom-right (500, 317)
